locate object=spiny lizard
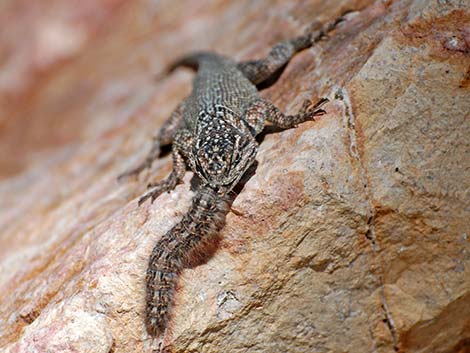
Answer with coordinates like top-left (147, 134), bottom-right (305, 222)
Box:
top-left (119, 17), bottom-right (344, 338)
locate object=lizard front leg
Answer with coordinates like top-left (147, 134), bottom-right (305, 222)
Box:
top-left (138, 129), bottom-right (192, 205)
top-left (246, 97), bottom-right (328, 131)
top-left (118, 100), bottom-right (186, 181)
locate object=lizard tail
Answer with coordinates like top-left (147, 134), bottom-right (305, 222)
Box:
top-left (145, 186), bottom-right (230, 336)
top-left (165, 51), bottom-right (221, 73)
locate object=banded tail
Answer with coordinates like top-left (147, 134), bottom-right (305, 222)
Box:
top-left (145, 187), bottom-right (230, 336)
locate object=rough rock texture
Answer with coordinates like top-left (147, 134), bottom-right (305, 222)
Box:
top-left (0, 1), bottom-right (469, 352)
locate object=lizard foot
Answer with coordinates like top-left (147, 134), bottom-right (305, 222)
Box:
top-left (300, 97), bottom-right (329, 120)
top-left (138, 179), bottom-right (180, 206)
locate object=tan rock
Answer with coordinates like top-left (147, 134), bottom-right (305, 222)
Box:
top-left (0, 1), bottom-right (468, 352)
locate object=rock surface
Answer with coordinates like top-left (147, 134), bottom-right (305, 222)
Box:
top-left (0, 0), bottom-right (469, 352)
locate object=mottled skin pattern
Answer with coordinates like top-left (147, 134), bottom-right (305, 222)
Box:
top-left (119, 18), bottom-right (343, 339)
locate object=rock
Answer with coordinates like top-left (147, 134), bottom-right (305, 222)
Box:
top-left (0, 0), bottom-right (468, 352)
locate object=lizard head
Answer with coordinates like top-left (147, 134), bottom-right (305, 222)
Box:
top-left (193, 128), bottom-right (257, 193)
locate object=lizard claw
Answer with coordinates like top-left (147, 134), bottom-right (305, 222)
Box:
top-left (300, 97), bottom-right (329, 117)
top-left (313, 109), bottom-right (326, 116)
top-left (138, 189), bottom-right (163, 206)
top-left (117, 161), bottom-right (152, 182)
top-left (139, 178), bottom-right (180, 206)
top-left (138, 193), bottom-right (150, 206)
top-left (303, 97), bottom-right (329, 121)
top-left (311, 97), bottom-right (329, 110)
top-left (117, 168), bottom-right (140, 182)
top-left (299, 99), bottom-right (312, 114)
top-left (151, 193), bottom-right (159, 204)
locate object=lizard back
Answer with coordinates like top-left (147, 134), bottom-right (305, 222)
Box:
top-left (181, 53), bottom-right (259, 131)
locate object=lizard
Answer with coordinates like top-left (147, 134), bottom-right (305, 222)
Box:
top-left (119, 16), bottom-right (344, 338)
